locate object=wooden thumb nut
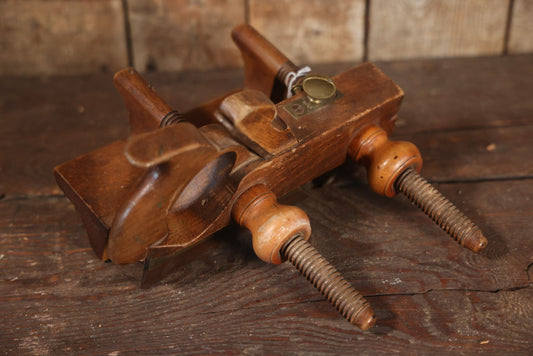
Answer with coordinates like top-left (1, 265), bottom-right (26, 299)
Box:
top-left (232, 185), bottom-right (311, 264)
top-left (348, 125), bottom-right (423, 197)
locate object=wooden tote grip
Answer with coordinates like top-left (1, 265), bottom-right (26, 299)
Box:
top-left (232, 185), bottom-right (311, 264)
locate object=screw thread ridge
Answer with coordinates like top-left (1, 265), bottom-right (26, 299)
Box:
top-left (281, 235), bottom-right (375, 329)
top-left (160, 110), bottom-right (185, 128)
top-left (395, 167), bottom-right (487, 252)
top-left (276, 61), bottom-right (299, 86)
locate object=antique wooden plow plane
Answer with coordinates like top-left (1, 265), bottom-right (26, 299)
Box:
top-left (54, 24), bottom-right (487, 330)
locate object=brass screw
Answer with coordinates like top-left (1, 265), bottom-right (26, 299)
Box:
top-left (280, 235), bottom-right (376, 330)
top-left (395, 167), bottom-right (487, 252)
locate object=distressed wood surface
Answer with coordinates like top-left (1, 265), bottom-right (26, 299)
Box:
top-left (0, 0), bottom-right (128, 76)
top-left (2, 0), bottom-right (533, 76)
top-left (368, 0), bottom-right (509, 61)
top-left (248, 0), bottom-right (365, 64)
top-left (2, 56), bottom-right (532, 196)
top-left (1, 56), bottom-right (533, 354)
top-left (128, 0), bottom-right (245, 72)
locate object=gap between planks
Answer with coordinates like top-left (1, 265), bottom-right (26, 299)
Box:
top-left (123, 283), bottom-right (533, 320)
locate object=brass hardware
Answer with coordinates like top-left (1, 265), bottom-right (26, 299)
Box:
top-left (54, 24), bottom-right (489, 332)
top-left (282, 75), bottom-right (341, 119)
top-left (301, 75), bottom-right (337, 104)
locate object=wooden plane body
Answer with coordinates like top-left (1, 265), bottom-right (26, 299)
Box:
top-left (54, 62), bottom-right (403, 269)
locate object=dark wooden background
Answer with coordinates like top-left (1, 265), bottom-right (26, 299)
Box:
top-left (1, 54), bottom-right (532, 354)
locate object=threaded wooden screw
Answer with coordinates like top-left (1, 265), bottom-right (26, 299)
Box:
top-left (395, 167), bottom-right (487, 252)
top-left (234, 185), bottom-right (376, 330)
top-left (280, 235), bottom-right (376, 330)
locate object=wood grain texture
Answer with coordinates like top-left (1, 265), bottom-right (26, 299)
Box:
top-left (508, 0), bottom-right (533, 54)
top-left (249, 0), bottom-right (365, 64)
top-left (298, 180), bottom-right (533, 295)
top-left (54, 61), bottom-right (406, 266)
top-left (0, 68), bottom-right (244, 196)
top-left (1, 56), bottom-right (533, 354)
top-left (401, 124), bottom-right (533, 182)
top-left (3, 56), bottom-right (532, 197)
top-left (1, 0), bottom-right (533, 77)
top-left (377, 55), bottom-right (533, 133)
top-left (368, 0), bottom-right (509, 61)
top-left (128, 0), bottom-right (245, 72)
top-left (1, 181), bottom-right (532, 354)
top-left (0, 0), bottom-right (128, 75)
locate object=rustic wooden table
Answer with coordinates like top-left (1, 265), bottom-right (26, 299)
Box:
top-left (1, 55), bottom-right (532, 355)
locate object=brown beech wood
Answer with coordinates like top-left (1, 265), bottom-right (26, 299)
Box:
top-left (114, 68), bottom-right (174, 135)
top-left (4, 54), bottom-right (532, 354)
top-left (231, 185), bottom-right (375, 330)
top-left (348, 124), bottom-right (423, 197)
top-left (54, 140), bottom-right (143, 259)
top-left (217, 89), bottom-right (296, 158)
top-left (124, 121), bottom-right (213, 168)
top-left (347, 124), bottom-right (487, 253)
top-left (232, 184), bottom-right (311, 264)
top-left (53, 23), bottom-right (489, 270)
top-left (54, 58), bottom-right (403, 265)
top-left (106, 122), bottom-right (224, 264)
top-left (52, 24), bottom-right (491, 332)
top-left (232, 24), bottom-right (298, 100)
top-left (54, 22), bottom-right (488, 267)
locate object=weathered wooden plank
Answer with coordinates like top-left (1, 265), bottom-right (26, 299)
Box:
top-left (378, 55), bottom-right (533, 134)
top-left (0, 0), bottom-right (128, 76)
top-left (1, 179), bottom-right (531, 305)
top-left (366, 289), bottom-right (533, 353)
top-left (5, 288), bottom-right (533, 354)
top-left (2, 56), bottom-right (532, 197)
top-left (0, 75), bottom-right (128, 196)
top-left (2, 253), bottom-right (531, 354)
top-left (400, 124), bottom-right (533, 181)
top-left (128, 0), bottom-right (245, 72)
top-left (0, 68), bottom-right (244, 196)
top-left (1, 55), bottom-right (532, 354)
top-left (301, 179), bottom-right (533, 295)
top-left (508, 0), bottom-right (533, 54)
top-left (248, 0), bottom-right (365, 64)
top-left (368, 0), bottom-right (509, 61)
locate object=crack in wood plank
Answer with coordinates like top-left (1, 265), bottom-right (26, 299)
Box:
top-left (527, 262), bottom-right (533, 283)
top-left (117, 283), bottom-right (533, 319)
